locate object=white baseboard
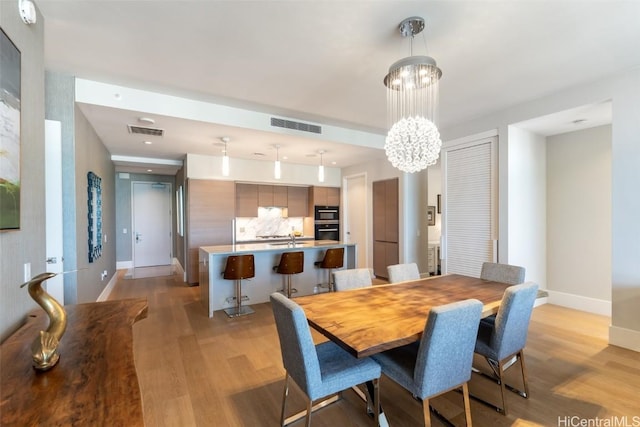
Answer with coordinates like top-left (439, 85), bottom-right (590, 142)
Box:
top-left (609, 325), bottom-right (640, 352)
top-left (117, 260), bottom-right (133, 270)
top-left (96, 272), bottom-right (118, 302)
top-left (545, 290), bottom-right (611, 316)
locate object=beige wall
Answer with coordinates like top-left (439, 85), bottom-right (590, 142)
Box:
top-left (0, 1), bottom-right (46, 340)
top-left (547, 125), bottom-right (612, 313)
top-left (73, 106), bottom-right (116, 302)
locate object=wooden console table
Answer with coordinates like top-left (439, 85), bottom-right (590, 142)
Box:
top-left (1, 298), bottom-right (148, 426)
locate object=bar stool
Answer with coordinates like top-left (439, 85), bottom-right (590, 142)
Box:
top-left (222, 254), bottom-right (255, 317)
top-left (314, 247), bottom-right (344, 292)
top-left (273, 251), bottom-right (304, 298)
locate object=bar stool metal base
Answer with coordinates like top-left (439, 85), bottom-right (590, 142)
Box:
top-left (224, 305), bottom-right (255, 317)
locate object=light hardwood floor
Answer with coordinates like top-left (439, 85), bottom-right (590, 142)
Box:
top-left (109, 270), bottom-right (640, 426)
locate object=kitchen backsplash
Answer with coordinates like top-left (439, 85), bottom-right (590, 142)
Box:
top-left (236, 207), bottom-right (304, 241)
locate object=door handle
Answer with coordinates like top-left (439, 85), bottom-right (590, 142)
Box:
top-left (46, 257), bottom-right (57, 264)
top-left (135, 232), bottom-right (142, 243)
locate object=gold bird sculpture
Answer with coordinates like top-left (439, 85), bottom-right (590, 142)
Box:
top-left (20, 272), bottom-right (67, 371)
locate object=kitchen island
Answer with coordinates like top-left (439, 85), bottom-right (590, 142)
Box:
top-left (199, 240), bottom-right (356, 317)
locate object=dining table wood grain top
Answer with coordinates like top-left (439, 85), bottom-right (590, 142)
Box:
top-left (294, 274), bottom-right (512, 358)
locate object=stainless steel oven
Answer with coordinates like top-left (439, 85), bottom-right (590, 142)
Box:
top-left (314, 223), bottom-right (340, 241)
top-left (314, 206), bottom-right (339, 222)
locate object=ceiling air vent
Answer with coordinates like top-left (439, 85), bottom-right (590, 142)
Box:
top-left (271, 117), bottom-right (322, 134)
top-left (127, 125), bottom-right (164, 137)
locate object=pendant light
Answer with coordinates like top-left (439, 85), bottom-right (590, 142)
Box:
top-left (318, 150), bottom-right (325, 183)
top-left (384, 16), bottom-right (442, 173)
top-left (274, 144), bottom-right (282, 179)
top-left (221, 137), bottom-right (230, 176)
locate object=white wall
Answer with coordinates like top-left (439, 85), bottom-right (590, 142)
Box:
top-left (438, 67), bottom-right (640, 351)
top-left (546, 125), bottom-right (612, 315)
top-left (427, 162), bottom-right (442, 244)
top-left (507, 126), bottom-right (547, 289)
top-left (185, 153), bottom-right (341, 187)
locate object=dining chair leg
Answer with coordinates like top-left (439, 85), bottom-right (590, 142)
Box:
top-left (498, 359), bottom-right (508, 415)
top-left (462, 382), bottom-right (473, 427)
top-left (305, 398), bottom-right (313, 427)
top-left (519, 350), bottom-right (530, 398)
top-left (372, 378), bottom-right (380, 427)
top-left (422, 397), bottom-right (432, 427)
top-left (280, 374), bottom-right (289, 427)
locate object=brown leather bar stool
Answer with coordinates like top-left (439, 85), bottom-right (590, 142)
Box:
top-left (273, 251), bottom-right (304, 298)
top-left (222, 254), bottom-right (255, 317)
top-left (314, 247), bottom-right (344, 292)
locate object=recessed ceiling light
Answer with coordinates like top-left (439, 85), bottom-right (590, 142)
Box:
top-left (143, 141), bottom-right (153, 145)
top-left (331, 161), bottom-right (337, 165)
top-left (147, 169), bottom-right (153, 172)
top-left (253, 152), bottom-right (265, 157)
top-left (138, 117), bottom-right (155, 125)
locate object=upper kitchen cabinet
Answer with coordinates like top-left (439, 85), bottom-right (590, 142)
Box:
top-left (236, 183), bottom-right (259, 217)
top-left (287, 186), bottom-right (309, 217)
top-left (258, 185), bottom-right (288, 207)
top-left (236, 183), bottom-right (310, 217)
top-left (311, 186), bottom-right (341, 207)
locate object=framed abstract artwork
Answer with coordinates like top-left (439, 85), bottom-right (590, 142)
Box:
top-left (427, 206), bottom-right (436, 226)
top-left (0, 28), bottom-right (21, 230)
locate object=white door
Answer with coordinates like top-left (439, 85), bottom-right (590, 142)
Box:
top-left (441, 134), bottom-right (497, 277)
top-left (344, 173), bottom-right (367, 268)
top-left (132, 182), bottom-right (172, 267)
top-left (45, 120), bottom-right (64, 303)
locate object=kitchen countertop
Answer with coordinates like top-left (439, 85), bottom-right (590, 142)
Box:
top-left (235, 236), bottom-right (314, 244)
top-left (200, 240), bottom-right (352, 255)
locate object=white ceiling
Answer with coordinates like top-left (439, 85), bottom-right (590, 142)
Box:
top-left (36, 1), bottom-right (640, 175)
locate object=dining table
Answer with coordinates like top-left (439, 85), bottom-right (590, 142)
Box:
top-left (294, 273), bottom-right (517, 359)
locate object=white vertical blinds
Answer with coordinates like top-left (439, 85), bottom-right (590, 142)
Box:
top-left (444, 140), bottom-right (494, 277)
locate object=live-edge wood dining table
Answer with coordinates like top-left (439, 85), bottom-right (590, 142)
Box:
top-left (294, 274), bottom-right (515, 359)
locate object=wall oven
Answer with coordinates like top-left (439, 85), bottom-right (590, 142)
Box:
top-left (314, 223), bottom-right (340, 241)
top-left (314, 206), bottom-right (339, 222)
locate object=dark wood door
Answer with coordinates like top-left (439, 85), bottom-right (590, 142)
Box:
top-left (372, 178), bottom-right (399, 278)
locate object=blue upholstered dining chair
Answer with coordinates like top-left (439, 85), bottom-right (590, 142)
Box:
top-left (371, 299), bottom-right (484, 427)
top-left (332, 268), bottom-right (373, 291)
top-left (386, 262), bottom-right (420, 284)
top-left (479, 262), bottom-right (526, 327)
top-left (480, 262), bottom-right (525, 285)
top-left (269, 292), bottom-right (381, 427)
top-left (473, 281), bottom-right (539, 415)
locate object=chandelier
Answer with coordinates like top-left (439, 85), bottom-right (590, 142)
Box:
top-left (384, 16), bottom-right (442, 173)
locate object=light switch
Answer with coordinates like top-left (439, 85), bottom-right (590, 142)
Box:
top-left (24, 263), bottom-right (31, 282)
top-left (123, 228), bottom-right (127, 234)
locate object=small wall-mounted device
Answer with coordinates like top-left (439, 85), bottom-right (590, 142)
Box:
top-left (19, 0), bottom-right (37, 25)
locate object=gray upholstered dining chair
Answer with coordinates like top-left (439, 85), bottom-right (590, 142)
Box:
top-left (387, 262), bottom-right (420, 283)
top-left (480, 262), bottom-right (525, 285)
top-left (269, 293), bottom-right (381, 427)
top-left (473, 281), bottom-right (539, 415)
top-left (371, 299), bottom-right (483, 427)
top-left (332, 268), bottom-right (373, 291)
top-left (480, 262), bottom-right (526, 327)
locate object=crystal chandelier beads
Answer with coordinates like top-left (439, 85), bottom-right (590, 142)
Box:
top-left (384, 116), bottom-right (441, 173)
